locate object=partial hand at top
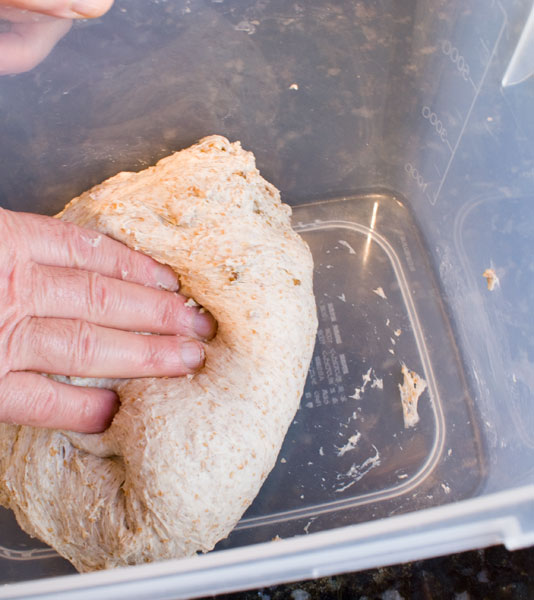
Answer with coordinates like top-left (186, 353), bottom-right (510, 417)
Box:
top-left (0, 0), bottom-right (114, 75)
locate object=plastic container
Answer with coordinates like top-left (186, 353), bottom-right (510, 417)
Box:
top-left (1, 0), bottom-right (533, 597)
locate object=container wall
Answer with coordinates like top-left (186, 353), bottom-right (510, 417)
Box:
top-left (0, 0), bottom-right (533, 590)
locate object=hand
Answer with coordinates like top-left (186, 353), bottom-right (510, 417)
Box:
top-left (0, 209), bottom-right (217, 433)
top-left (0, 0), bottom-right (114, 75)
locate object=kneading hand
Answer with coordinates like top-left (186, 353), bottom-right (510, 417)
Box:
top-left (0, 0), bottom-right (114, 75)
top-left (0, 208), bottom-right (216, 433)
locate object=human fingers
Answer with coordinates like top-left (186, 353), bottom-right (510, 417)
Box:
top-left (30, 264), bottom-right (217, 340)
top-left (0, 6), bottom-right (58, 21)
top-left (0, 0), bottom-right (113, 19)
top-left (0, 371), bottom-right (118, 433)
top-left (2, 209), bottom-right (179, 292)
top-left (7, 317), bottom-right (206, 378)
top-left (0, 19), bottom-right (71, 75)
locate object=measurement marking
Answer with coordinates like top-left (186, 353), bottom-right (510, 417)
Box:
top-left (421, 105), bottom-right (451, 150)
top-left (468, 76), bottom-right (477, 92)
top-left (441, 39), bottom-right (474, 87)
top-left (431, 2), bottom-right (507, 205)
top-left (452, 106), bottom-right (464, 120)
top-left (405, 163), bottom-right (429, 192)
top-left (479, 38), bottom-right (490, 61)
top-left (432, 163), bottom-right (443, 177)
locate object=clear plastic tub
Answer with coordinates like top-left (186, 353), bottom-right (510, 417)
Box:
top-left (1, 0), bottom-right (534, 598)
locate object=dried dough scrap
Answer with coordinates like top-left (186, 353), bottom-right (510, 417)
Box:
top-left (0, 136), bottom-right (317, 571)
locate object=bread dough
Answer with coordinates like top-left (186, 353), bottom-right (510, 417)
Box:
top-left (0, 136), bottom-right (317, 571)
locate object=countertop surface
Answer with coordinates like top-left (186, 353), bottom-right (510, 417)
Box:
top-left (203, 546), bottom-right (534, 600)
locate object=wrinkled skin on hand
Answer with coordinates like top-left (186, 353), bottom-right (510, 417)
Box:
top-left (0, 0), bottom-right (114, 75)
top-left (0, 209), bottom-right (217, 432)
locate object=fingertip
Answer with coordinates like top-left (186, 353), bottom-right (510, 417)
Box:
top-left (69, 0), bottom-right (114, 18)
top-left (192, 309), bottom-right (218, 341)
top-left (180, 340), bottom-right (206, 372)
top-left (78, 388), bottom-right (119, 433)
top-left (154, 264), bottom-right (180, 292)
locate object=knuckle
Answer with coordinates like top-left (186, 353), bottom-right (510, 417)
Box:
top-left (159, 297), bottom-right (179, 331)
top-left (28, 378), bottom-right (60, 425)
top-left (1, 317), bottom-right (31, 375)
top-left (0, 376), bottom-right (15, 423)
top-left (142, 336), bottom-right (167, 371)
top-left (64, 223), bottom-right (93, 268)
top-left (71, 319), bottom-right (97, 368)
top-left (87, 271), bottom-right (109, 316)
top-left (0, 212), bottom-right (18, 275)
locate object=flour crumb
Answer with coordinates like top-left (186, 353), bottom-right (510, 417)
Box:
top-left (371, 376), bottom-right (383, 389)
top-left (335, 432), bottom-right (361, 457)
top-left (337, 293), bottom-right (346, 302)
top-left (338, 239), bottom-right (356, 255)
top-left (482, 268), bottom-right (499, 291)
top-left (398, 364), bottom-right (427, 428)
top-left (349, 388), bottom-right (361, 400)
top-left (289, 83), bottom-right (299, 90)
top-left (280, 457), bottom-right (287, 464)
top-left (349, 367), bottom-right (375, 400)
top-left (184, 298), bottom-right (200, 308)
top-left (235, 20), bottom-right (256, 34)
top-left (394, 328), bottom-right (402, 336)
top-left (83, 234), bottom-right (102, 247)
top-left (303, 517), bottom-right (316, 535)
top-left (373, 286), bottom-right (387, 299)
top-left (334, 446), bottom-right (381, 493)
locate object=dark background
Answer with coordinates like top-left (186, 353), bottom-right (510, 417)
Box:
top-left (204, 546), bottom-right (534, 600)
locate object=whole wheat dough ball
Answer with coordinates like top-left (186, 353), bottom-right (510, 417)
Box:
top-left (0, 136), bottom-right (317, 571)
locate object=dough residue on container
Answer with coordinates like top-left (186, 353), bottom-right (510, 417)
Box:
top-left (482, 268), bottom-right (499, 291)
top-left (349, 367), bottom-right (373, 400)
top-left (334, 445), bottom-right (381, 493)
top-left (398, 363), bottom-right (427, 428)
top-left (335, 432), bottom-right (361, 457)
top-left (338, 239), bottom-right (356, 255)
top-left (373, 286), bottom-right (387, 299)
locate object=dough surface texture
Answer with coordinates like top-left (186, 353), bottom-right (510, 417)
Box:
top-left (0, 136), bottom-right (317, 571)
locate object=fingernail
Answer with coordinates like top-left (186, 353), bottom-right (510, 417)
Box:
top-left (70, 1), bottom-right (106, 17)
top-left (193, 310), bottom-right (218, 341)
top-left (181, 341), bottom-right (205, 371)
top-left (87, 390), bottom-right (119, 433)
top-left (155, 266), bottom-right (180, 292)
top-left (104, 394), bottom-right (120, 427)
